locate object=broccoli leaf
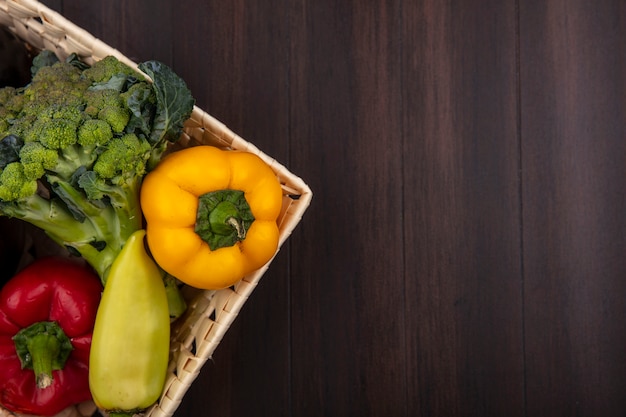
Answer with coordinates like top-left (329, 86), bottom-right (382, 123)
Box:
top-left (88, 74), bottom-right (130, 92)
top-left (76, 170), bottom-right (115, 211)
top-left (30, 50), bottom-right (59, 77)
top-left (77, 170), bottom-right (107, 201)
top-left (50, 181), bottom-right (88, 223)
top-left (0, 135), bottom-right (24, 169)
top-left (138, 61), bottom-right (195, 145)
top-left (123, 85), bottom-right (155, 136)
top-left (65, 53), bottom-right (91, 71)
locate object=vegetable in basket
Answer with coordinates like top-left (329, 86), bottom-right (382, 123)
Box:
top-left (89, 230), bottom-right (170, 417)
top-left (0, 257), bottom-right (102, 416)
top-left (140, 145), bottom-right (283, 289)
top-left (0, 50), bottom-right (193, 414)
top-left (0, 50), bottom-right (190, 311)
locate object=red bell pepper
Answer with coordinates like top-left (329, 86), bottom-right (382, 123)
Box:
top-left (0, 257), bottom-right (102, 416)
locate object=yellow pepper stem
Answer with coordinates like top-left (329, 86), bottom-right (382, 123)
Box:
top-left (195, 189), bottom-right (255, 250)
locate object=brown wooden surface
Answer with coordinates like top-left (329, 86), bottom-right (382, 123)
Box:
top-left (30, 1), bottom-right (626, 416)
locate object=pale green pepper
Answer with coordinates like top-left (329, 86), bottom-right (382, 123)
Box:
top-left (89, 230), bottom-right (170, 416)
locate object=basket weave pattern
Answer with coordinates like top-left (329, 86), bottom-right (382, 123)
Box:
top-left (0, 1), bottom-right (312, 416)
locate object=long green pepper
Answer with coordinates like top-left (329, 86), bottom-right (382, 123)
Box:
top-left (89, 230), bottom-right (170, 416)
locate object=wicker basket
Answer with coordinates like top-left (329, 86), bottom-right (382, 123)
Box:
top-left (0, 1), bottom-right (312, 416)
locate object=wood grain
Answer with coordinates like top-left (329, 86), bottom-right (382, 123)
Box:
top-left (401, 1), bottom-right (524, 415)
top-left (27, 1), bottom-right (626, 416)
top-left (287, 1), bottom-right (408, 415)
top-left (520, 1), bottom-right (626, 416)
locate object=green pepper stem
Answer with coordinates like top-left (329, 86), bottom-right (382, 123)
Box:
top-left (226, 216), bottom-right (246, 239)
top-left (12, 321), bottom-right (74, 389)
top-left (28, 333), bottom-right (60, 388)
top-left (195, 189), bottom-right (255, 251)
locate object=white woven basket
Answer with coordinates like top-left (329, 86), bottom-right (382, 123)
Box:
top-left (0, 1), bottom-right (312, 416)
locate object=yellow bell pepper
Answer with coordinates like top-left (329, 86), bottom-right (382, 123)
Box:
top-left (140, 145), bottom-right (283, 289)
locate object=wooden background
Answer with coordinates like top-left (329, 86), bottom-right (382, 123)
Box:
top-left (28, 0), bottom-right (626, 416)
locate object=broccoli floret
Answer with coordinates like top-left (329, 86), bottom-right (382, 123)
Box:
top-left (93, 133), bottom-right (150, 181)
top-left (0, 106), bottom-right (10, 119)
top-left (24, 61), bottom-right (90, 111)
top-left (3, 94), bottom-right (26, 115)
top-left (0, 88), bottom-right (25, 121)
top-left (83, 55), bottom-right (137, 84)
top-left (84, 89), bottom-right (131, 133)
top-left (39, 104), bottom-right (85, 124)
top-left (0, 50), bottom-right (195, 284)
top-left (78, 119), bottom-right (113, 147)
top-left (7, 114), bottom-right (36, 140)
top-left (0, 87), bottom-right (17, 106)
top-left (97, 105), bottom-right (131, 133)
top-left (28, 118), bottom-right (79, 149)
top-left (22, 105), bottom-right (83, 148)
top-left (0, 162), bottom-right (38, 201)
top-left (19, 142), bottom-right (58, 180)
top-left (0, 109), bottom-right (11, 134)
top-left (84, 89), bottom-right (122, 114)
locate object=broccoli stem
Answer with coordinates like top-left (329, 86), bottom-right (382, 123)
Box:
top-left (1, 187), bottom-right (142, 282)
top-left (2, 182), bottom-right (187, 318)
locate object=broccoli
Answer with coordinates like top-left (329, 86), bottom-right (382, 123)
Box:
top-left (0, 111), bottom-right (9, 135)
top-left (0, 50), bottom-right (195, 284)
top-left (0, 87), bottom-right (17, 105)
top-left (90, 133), bottom-right (150, 189)
top-left (77, 118), bottom-right (114, 147)
top-left (83, 55), bottom-right (137, 84)
top-left (0, 162), bottom-right (38, 201)
top-left (19, 142), bottom-right (57, 180)
top-left (84, 89), bottom-right (131, 133)
top-left (0, 88), bottom-right (23, 135)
